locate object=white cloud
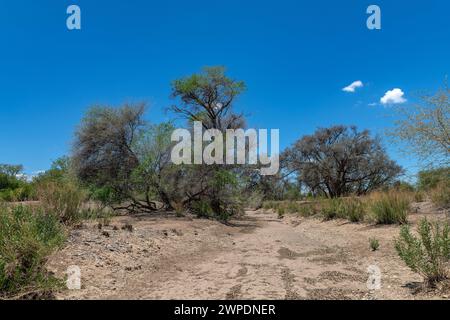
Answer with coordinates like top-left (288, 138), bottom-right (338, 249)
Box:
top-left (380, 88), bottom-right (407, 105)
top-left (342, 80), bottom-right (363, 93)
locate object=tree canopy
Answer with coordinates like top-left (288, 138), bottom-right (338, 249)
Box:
top-left (284, 125), bottom-right (403, 198)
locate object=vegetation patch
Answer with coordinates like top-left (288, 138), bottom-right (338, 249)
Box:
top-left (370, 192), bottom-right (410, 225)
top-left (395, 218), bottom-right (450, 286)
top-left (0, 205), bottom-right (66, 298)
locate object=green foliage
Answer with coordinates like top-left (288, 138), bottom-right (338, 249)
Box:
top-left (0, 205), bottom-right (66, 298)
top-left (172, 66), bottom-right (246, 105)
top-left (395, 218), bottom-right (450, 284)
top-left (32, 157), bottom-right (72, 186)
top-left (191, 200), bottom-right (214, 219)
top-left (200, 169), bottom-right (244, 221)
top-left (369, 238), bottom-right (380, 251)
top-left (0, 164), bottom-right (35, 202)
top-left (88, 186), bottom-right (117, 208)
top-left (418, 167), bottom-right (450, 191)
top-left (370, 192), bottom-right (410, 225)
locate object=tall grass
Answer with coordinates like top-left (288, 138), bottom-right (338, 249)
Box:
top-left (318, 197), bottom-right (367, 222)
top-left (320, 198), bottom-right (344, 221)
top-left (370, 192), bottom-right (410, 224)
top-left (430, 182), bottom-right (450, 209)
top-left (0, 205), bottom-right (66, 298)
top-left (342, 197), bottom-right (366, 222)
top-left (36, 181), bottom-right (86, 225)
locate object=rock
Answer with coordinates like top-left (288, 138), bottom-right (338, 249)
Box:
top-left (122, 223), bottom-right (133, 232)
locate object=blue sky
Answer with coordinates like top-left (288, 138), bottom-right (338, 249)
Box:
top-left (0, 0), bottom-right (449, 178)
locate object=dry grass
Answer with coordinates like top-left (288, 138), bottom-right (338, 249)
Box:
top-left (367, 191), bottom-right (411, 224)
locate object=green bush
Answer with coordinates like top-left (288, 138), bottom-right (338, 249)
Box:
top-left (191, 200), bottom-right (214, 218)
top-left (395, 218), bottom-right (450, 285)
top-left (0, 205), bottom-right (66, 298)
top-left (0, 189), bottom-right (15, 202)
top-left (369, 238), bottom-right (380, 251)
top-left (370, 192), bottom-right (410, 224)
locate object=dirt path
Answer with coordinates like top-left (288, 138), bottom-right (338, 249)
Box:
top-left (48, 206), bottom-right (448, 300)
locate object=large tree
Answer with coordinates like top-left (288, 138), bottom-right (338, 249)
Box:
top-left (72, 104), bottom-right (178, 213)
top-left (284, 125), bottom-right (403, 198)
top-left (169, 66), bottom-right (249, 219)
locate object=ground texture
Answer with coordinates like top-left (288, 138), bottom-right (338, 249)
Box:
top-left (48, 203), bottom-right (449, 300)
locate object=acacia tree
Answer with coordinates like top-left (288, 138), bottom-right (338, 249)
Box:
top-left (170, 66), bottom-right (248, 219)
top-left (72, 104), bottom-right (178, 213)
top-left (171, 66), bottom-right (246, 130)
top-left (389, 83), bottom-right (450, 167)
top-left (284, 125), bottom-right (402, 198)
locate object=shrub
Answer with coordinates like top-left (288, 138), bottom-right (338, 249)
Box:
top-left (277, 207), bottom-right (285, 219)
top-left (173, 202), bottom-right (185, 217)
top-left (370, 192), bottom-right (410, 224)
top-left (395, 218), bottom-right (450, 285)
top-left (245, 191), bottom-right (264, 210)
top-left (0, 189), bottom-right (15, 202)
top-left (286, 201), bottom-right (300, 214)
top-left (298, 203), bottom-right (318, 217)
top-left (430, 181), bottom-right (450, 209)
top-left (414, 191), bottom-right (426, 203)
top-left (262, 201), bottom-right (274, 210)
top-left (369, 238), bottom-right (380, 251)
top-left (342, 198), bottom-right (366, 222)
top-left (0, 205), bottom-right (66, 298)
top-left (320, 198), bottom-right (344, 220)
top-left (191, 200), bottom-right (214, 219)
top-left (36, 181), bottom-right (86, 225)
